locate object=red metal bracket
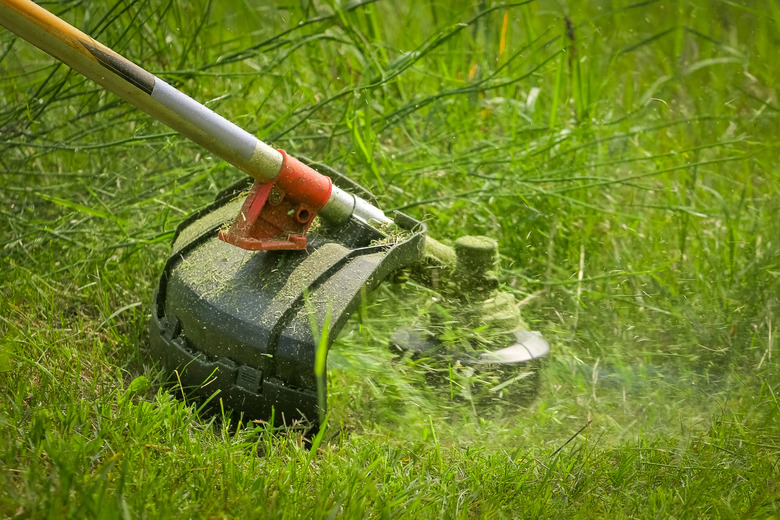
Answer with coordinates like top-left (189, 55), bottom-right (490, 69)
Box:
top-left (218, 150), bottom-right (332, 251)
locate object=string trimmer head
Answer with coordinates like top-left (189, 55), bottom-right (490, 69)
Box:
top-left (1, 0), bottom-right (549, 429)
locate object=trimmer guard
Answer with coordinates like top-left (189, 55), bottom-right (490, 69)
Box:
top-left (149, 181), bottom-right (425, 428)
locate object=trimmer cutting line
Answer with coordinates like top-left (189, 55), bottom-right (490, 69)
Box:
top-left (0, 0), bottom-right (548, 428)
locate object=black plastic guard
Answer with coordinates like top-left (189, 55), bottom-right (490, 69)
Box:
top-left (149, 188), bottom-right (425, 429)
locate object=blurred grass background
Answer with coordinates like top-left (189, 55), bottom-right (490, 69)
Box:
top-left (1, 0), bottom-right (778, 517)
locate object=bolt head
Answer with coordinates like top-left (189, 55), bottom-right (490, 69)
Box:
top-left (454, 235), bottom-right (498, 273)
top-left (268, 189), bottom-right (284, 205)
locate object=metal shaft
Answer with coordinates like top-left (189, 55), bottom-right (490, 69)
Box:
top-left (0, 0), bottom-right (284, 181)
top-left (0, 0), bottom-right (390, 225)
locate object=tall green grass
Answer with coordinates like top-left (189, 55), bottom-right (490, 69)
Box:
top-left (1, 0), bottom-right (778, 517)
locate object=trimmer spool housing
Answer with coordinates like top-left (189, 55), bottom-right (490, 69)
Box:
top-left (149, 177), bottom-right (426, 428)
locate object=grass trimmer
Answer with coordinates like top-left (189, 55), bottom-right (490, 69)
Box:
top-left (0, 0), bottom-right (548, 428)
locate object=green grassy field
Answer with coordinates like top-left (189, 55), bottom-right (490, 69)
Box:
top-left (1, 0), bottom-right (778, 517)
